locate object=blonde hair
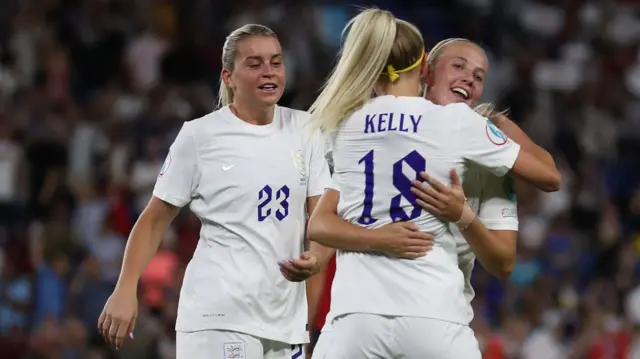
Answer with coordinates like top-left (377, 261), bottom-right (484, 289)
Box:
top-left (426, 38), bottom-right (484, 73)
top-left (474, 103), bottom-right (508, 121)
top-left (217, 24), bottom-right (278, 109)
top-left (309, 8), bottom-right (424, 132)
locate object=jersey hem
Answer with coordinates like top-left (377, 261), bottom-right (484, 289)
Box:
top-left (308, 188), bottom-right (326, 197)
top-left (175, 321), bottom-right (310, 345)
top-left (153, 192), bottom-right (188, 208)
top-left (494, 142), bottom-right (521, 177)
top-left (327, 310), bottom-right (467, 327)
top-left (481, 221), bottom-right (519, 231)
top-left (321, 311), bottom-right (469, 333)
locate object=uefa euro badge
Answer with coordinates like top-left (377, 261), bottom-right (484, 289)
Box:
top-left (485, 121), bottom-right (508, 146)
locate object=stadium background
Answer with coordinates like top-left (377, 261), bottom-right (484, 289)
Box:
top-left (1, 0), bottom-right (640, 358)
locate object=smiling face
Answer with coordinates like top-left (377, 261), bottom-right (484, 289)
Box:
top-left (426, 41), bottom-right (488, 107)
top-left (222, 35), bottom-right (286, 107)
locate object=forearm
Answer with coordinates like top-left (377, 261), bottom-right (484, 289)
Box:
top-left (309, 241), bottom-right (336, 268)
top-left (459, 220), bottom-right (514, 279)
top-left (308, 213), bottom-right (381, 252)
top-left (116, 212), bottom-right (170, 291)
top-left (306, 266), bottom-right (328, 329)
top-left (494, 117), bottom-right (555, 168)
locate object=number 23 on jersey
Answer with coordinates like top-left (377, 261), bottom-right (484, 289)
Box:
top-left (359, 149), bottom-right (426, 224)
top-left (257, 185), bottom-right (290, 221)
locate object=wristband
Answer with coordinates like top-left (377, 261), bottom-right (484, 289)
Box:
top-left (455, 204), bottom-right (476, 231)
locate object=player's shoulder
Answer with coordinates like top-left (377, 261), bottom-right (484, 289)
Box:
top-left (277, 106), bottom-right (320, 141)
top-left (184, 106), bottom-right (235, 136)
top-left (443, 102), bottom-right (485, 123)
top-left (367, 95), bottom-right (439, 111)
top-left (277, 106), bottom-right (311, 126)
top-left (186, 108), bottom-right (224, 129)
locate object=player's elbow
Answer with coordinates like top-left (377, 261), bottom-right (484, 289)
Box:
top-left (306, 216), bottom-right (325, 244)
top-left (483, 257), bottom-right (514, 280)
top-left (494, 264), bottom-right (514, 280)
top-left (512, 151), bottom-right (561, 192)
top-left (541, 170), bottom-right (561, 192)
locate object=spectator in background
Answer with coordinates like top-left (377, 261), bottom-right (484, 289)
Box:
top-left (130, 136), bottom-right (165, 215)
top-left (0, 117), bottom-right (26, 234)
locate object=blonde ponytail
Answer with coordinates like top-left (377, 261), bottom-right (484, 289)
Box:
top-left (217, 82), bottom-right (234, 108)
top-left (309, 8), bottom-right (398, 132)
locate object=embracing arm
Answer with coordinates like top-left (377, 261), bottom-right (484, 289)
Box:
top-left (457, 104), bottom-right (560, 192)
top-left (411, 170), bottom-right (516, 279)
top-left (307, 189), bottom-right (434, 258)
top-left (307, 189), bottom-right (382, 252)
top-left (465, 171), bottom-right (518, 279)
top-left (459, 226), bottom-right (515, 280)
top-left (490, 114), bottom-right (558, 192)
top-left (306, 195), bottom-right (336, 269)
top-left (492, 114), bottom-right (555, 169)
top-left (305, 195), bottom-right (335, 332)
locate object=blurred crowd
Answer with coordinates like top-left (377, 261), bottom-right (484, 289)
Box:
top-left (0, 0), bottom-right (639, 358)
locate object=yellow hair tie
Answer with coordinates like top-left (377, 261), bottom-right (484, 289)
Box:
top-left (384, 49), bottom-right (425, 82)
top-left (387, 65), bottom-right (399, 82)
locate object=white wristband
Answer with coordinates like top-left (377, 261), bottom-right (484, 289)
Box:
top-left (455, 204), bottom-right (476, 231)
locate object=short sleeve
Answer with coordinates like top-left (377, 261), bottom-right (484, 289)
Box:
top-left (452, 104), bottom-right (521, 177)
top-left (152, 122), bottom-right (200, 207)
top-left (477, 174), bottom-right (519, 231)
top-left (326, 175), bottom-right (339, 191)
top-left (324, 132), bottom-right (335, 171)
top-left (307, 129), bottom-right (332, 197)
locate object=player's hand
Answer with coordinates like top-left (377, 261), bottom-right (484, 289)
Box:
top-left (410, 169), bottom-right (466, 222)
top-left (98, 287), bottom-right (137, 350)
top-left (373, 222), bottom-right (435, 259)
top-left (279, 251), bottom-right (319, 282)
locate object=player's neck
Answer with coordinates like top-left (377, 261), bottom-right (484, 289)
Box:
top-left (230, 101), bottom-right (275, 126)
top-left (378, 77), bottom-right (421, 98)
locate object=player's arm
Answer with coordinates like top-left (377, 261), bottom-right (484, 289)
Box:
top-left (100, 122), bottom-right (200, 349)
top-left (305, 131), bottom-right (339, 269)
top-left (117, 122), bottom-right (200, 292)
top-left (456, 222), bottom-right (515, 280)
top-left (463, 177), bottom-right (518, 279)
top-left (306, 196), bottom-right (337, 269)
top-left (305, 195), bottom-right (334, 333)
top-left (308, 188), bottom-right (377, 251)
top-left (117, 198), bottom-right (180, 291)
top-left (302, 129), bottom-right (393, 258)
top-left (306, 258), bottom-right (328, 330)
top-left (455, 105), bottom-right (561, 192)
top-left (412, 171), bottom-right (515, 279)
top-left (490, 113), bottom-right (556, 170)
top-left (307, 188), bottom-right (433, 258)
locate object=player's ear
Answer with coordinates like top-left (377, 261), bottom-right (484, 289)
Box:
top-left (420, 55), bottom-right (429, 80)
top-left (221, 68), bottom-right (234, 89)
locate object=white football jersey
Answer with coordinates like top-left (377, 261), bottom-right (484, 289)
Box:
top-left (153, 105), bottom-right (330, 344)
top-left (326, 95), bottom-right (521, 325)
top-left (452, 164), bottom-right (519, 324)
